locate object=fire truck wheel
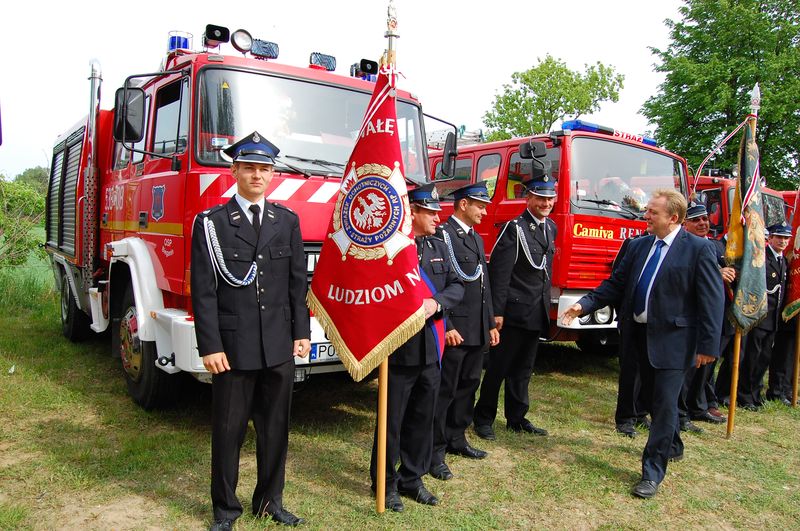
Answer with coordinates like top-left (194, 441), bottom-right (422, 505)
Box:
top-left (60, 269), bottom-right (90, 342)
top-left (117, 285), bottom-right (173, 409)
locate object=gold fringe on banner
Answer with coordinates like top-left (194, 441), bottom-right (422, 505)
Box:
top-left (307, 290), bottom-right (426, 382)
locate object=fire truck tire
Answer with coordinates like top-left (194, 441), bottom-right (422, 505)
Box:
top-left (117, 285), bottom-right (173, 410)
top-left (60, 269), bottom-right (90, 342)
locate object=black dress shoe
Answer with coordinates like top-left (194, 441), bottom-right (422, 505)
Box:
top-left (385, 491), bottom-right (404, 512)
top-left (474, 424), bottom-right (496, 440)
top-left (780, 397), bottom-right (793, 407)
top-left (691, 410), bottom-right (725, 424)
top-left (429, 462), bottom-right (454, 480)
top-left (616, 423), bottom-right (638, 438)
top-left (634, 416), bottom-right (651, 430)
top-left (507, 419), bottom-right (548, 436)
top-left (209, 519), bottom-right (234, 531)
top-left (631, 479), bottom-right (659, 499)
top-left (669, 452), bottom-right (684, 462)
top-left (447, 444), bottom-right (487, 459)
top-left (679, 420), bottom-right (703, 433)
top-left (398, 485), bottom-right (439, 506)
top-left (270, 508), bottom-right (305, 526)
top-left (740, 403), bottom-right (762, 412)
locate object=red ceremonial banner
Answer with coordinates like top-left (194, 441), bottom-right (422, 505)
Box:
top-left (782, 191), bottom-right (800, 321)
top-left (307, 64), bottom-right (430, 381)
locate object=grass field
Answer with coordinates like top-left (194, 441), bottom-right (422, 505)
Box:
top-left (1, 267), bottom-right (799, 530)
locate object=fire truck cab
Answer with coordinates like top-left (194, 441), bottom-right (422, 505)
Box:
top-left (430, 120), bottom-right (690, 353)
top-left (45, 25), bottom-right (433, 408)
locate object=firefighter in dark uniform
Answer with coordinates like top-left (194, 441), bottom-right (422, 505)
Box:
top-left (429, 182), bottom-right (499, 482)
top-left (473, 174), bottom-right (556, 440)
top-left (191, 132), bottom-right (310, 529)
top-left (738, 222), bottom-right (790, 409)
top-left (369, 183), bottom-right (464, 512)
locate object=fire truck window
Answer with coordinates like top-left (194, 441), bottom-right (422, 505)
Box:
top-left (569, 137), bottom-right (685, 219)
top-left (704, 189), bottom-right (723, 236)
top-left (438, 157), bottom-right (472, 199)
top-left (153, 79), bottom-right (189, 155)
top-left (507, 152), bottom-right (531, 199)
top-left (114, 95), bottom-right (150, 168)
top-left (477, 154), bottom-right (501, 199)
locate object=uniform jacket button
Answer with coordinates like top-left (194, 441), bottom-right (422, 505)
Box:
top-left (261, 305), bottom-right (265, 310)
top-left (258, 254), bottom-right (264, 259)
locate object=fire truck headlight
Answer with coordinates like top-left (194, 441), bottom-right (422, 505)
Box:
top-left (231, 29), bottom-right (253, 53)
top-left (593, 306), bottom-right (613, 325)
top-left (578, 314), bottom-right (592, 325)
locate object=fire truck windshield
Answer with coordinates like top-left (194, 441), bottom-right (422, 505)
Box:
top-left (197, 68), bottom-right (427, 183)
top-left (569, 137), bottom-right (685, 219)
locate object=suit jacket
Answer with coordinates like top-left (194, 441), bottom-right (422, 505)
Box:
top-left (439, 217), bottom-right (495, 347)
top-left (191, 197), bottom-right (311, 370)
top-left (709, 237), bottom-right (735, 337)
top-left (578, 228), bottom-right (724, 370)
top-left (390, 235), bottom-right (465, 367)
top-left (758, 247), bottom-right (787, 332)
top-left (489, 209), bottom-right (556, 332)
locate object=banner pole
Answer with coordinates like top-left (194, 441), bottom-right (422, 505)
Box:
top-left (726, 328), bottom-right (742, 438)
top-left (376, 360), bottom-right (388, 513)
top-left (792, 318), bottom-right (800, 407)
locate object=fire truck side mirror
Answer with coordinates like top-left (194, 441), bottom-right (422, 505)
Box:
top-left (519, 140), bottom-right (546, 160)
top-left (439, 132), bottom-right (457, 178)
top-left (113, 87), bottom-right (146, 143)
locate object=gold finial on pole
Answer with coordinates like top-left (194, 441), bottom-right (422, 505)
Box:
top-left (383, 0), bottom-right (399, 67)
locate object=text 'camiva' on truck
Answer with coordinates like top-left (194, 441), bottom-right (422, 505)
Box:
top-left (430, 120), bottom-right (690, 354)
top-left (45, 24), bottom-right (441, 409)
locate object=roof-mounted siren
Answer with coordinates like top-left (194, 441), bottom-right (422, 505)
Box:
top-left (309, 52), bottom-right (336, 71)
top-left (167, 30), bottom-right (192, 53)
top-left (350, 59), bottom-right (378, 81)
top-left (203, 24), bottom-right (230, 49)
top-left (230, 29), bottom-right (279, 60)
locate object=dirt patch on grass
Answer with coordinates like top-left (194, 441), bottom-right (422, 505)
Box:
top-left (55, 494), bottom-right (172, 530)
top-left (0, 441), bottom-right (39, 469)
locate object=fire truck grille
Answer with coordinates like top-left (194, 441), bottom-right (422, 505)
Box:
top-left (565, 244), bottom-right (615, 287)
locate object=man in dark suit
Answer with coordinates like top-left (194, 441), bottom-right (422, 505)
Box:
top-left (612, 232), bottom-right (652, 438)
top-left (370, 184), bottom-right (464, 512)
top-left (678, 202), bottom-right (728, 429)
top-left (191, 132), bottom-right (311, 529)
top-left (561, 189), bottom-right (724, 499)
top-left (473, 174), bottom-right (556, 440)
top-left (738, 222), bottom-right (790, 409)
top-left (429, 182), bottom-right (499, 482)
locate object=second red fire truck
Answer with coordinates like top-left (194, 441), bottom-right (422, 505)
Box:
top-left (429, 120), bottom-right (691, 353)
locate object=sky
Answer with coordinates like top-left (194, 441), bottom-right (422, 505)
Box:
top-left (0, 0), bottom-right (683, 178)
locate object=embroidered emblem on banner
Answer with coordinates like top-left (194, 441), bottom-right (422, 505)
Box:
top-left (330, 162), bottom-right (412, 264)
top-left (151, 185), bottom-right (165, 221)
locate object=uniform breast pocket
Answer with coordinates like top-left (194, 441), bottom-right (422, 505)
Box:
top-left (221, 247), bottom-right (254, 278)
top-left (269, 245), bottom-right (292, 278)
top-left (430, 262), bottom-right (447, 276)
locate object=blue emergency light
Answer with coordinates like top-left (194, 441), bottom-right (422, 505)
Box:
top-left (167, 31), bottom-right (192, 52)
top-left (561, 119), bottom-right (657, 147)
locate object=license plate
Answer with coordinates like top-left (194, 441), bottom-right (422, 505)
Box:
top-left (309, 342), bottom-right (339, 362)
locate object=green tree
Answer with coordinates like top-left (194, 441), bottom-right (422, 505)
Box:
top-left (483, 55), bottom-right (624, 141)
top-left (0, 180), bottom-right (46, 266)
top-left (14, 166), bottom-right (49, 195)
top-left (642, 0), bottom-right (800, 190)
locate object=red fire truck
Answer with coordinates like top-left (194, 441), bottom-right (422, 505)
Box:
top-left (45, 24), bottom-right (442, 408)
top-left (429, 120), bottom-right (690, 353)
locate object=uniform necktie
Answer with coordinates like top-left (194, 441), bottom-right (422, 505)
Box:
top-left (633, 240), bottom-right (666, 316)
top-left (541, 222), bottom-right (548, 246)
top-left (249, 204), bottom-right (261, 237)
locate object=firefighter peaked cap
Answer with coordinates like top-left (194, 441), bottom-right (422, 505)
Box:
top-left (223, 131), bottom-right (280, 165)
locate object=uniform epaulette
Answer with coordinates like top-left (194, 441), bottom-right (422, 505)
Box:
top-left (197, 204), bottom-right (225, 218)
top-left (433, 226), bottom-right (445, 238)
top-left (429, 231), bottom-right (445, 243)
top-left (271, 202), bottom-right (297, 215)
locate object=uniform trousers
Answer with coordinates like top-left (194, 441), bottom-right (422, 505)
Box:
top-left (474, 325), bottom-right (540, 427)
top-left (767, 327), bottom-right (795, 401)
top-left (739, 328), bottom-right (775, 406)
top-left (615, 332), bottom-right (650, 425)
top-left (370, 361), bottom-right (440, 493)
top-left (432, 344), bottom-right (484, 465)
top-left (715, 331), bottom-right (744, 404)
top-left (211, 359), bottom-right (293, 521)
top-left (632, 324), bottom-right (684, 484)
